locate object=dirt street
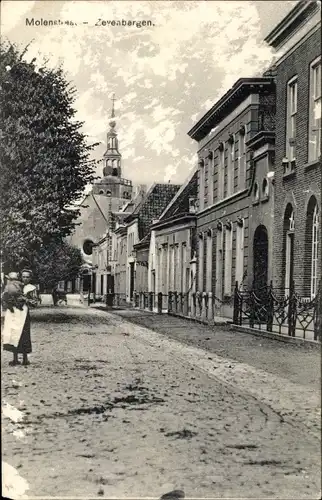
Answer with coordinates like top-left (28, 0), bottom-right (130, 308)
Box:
top-left (2, 306), bottom-right (321, 499)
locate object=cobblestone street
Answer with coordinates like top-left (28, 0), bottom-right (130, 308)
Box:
top-left (2, 305), bottom-right (321, 499)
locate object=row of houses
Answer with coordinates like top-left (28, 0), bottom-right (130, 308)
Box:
top-left (68, 1), bottom-right (321, 328)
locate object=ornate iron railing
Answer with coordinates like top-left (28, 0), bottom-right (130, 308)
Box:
top-left (233, 281), bottom-right (321, 341)
top-left (132, 290), bottom-right (234, 323)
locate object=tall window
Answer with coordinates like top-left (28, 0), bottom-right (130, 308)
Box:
top-left (206, 231), bottom-right (213, 292)
top-left (286, 77), bottom-right (298, 162)
top-left (169, 245), bottom-right (174, 290)
top-left (217, 146), bottom-right (225, 202)
top-left (174, 244), bottom-right (179, 290)
top-left (238, 130), bottom-right (247, 190)
top-left (235, 220), bottom-right (245, 288)
top-left (224, 224), bottom-right (233, 295)
top-left (215, 228), bottom-right (223, 299)
top-left (309, 57), bottom-right (321, 162)
top-left (208, 152), bottom-right (214, 206)
top-left (284, 206), bottom-right (295, 294)
top-left (311, 205), bottom-right (319, 298)
top-left (198, 234), bottom-right (204, 291)
top-left (181, 243), bottom-right (187, 292)
top-left (199, 161), bottom-right (205, 211)
top-left (227, 138), bottom-right (234, 197)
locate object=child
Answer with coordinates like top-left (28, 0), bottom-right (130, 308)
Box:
top-left (2, 272), bottom-right (25, 312)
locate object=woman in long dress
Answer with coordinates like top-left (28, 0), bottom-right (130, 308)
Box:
top-left (2, 269), bottom-right (38, 366)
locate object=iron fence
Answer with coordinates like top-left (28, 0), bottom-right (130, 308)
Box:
top-left (131, 284), bottom-right (321, 342)
top-left (233, 281), bottom-right (321, 341)
top-left (132, 290), bottom-right (234, 322)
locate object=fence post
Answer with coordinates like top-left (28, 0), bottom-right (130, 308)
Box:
top-left (249, 291), bottom-right (255, 329)
top-left (314, 280), bottom-right (322, 341)
top-left (201, 293), bottom-right (207, 322)
top-left (198, 292), bottom-right (203, 318)
top-left (183, 293), bottom-right (189, 316)
top-left (207, 292), bottom-right (213, 322)
top-left (178, 292), bottom-right (182, 314)
top-left (287, 281), bottom-right (296, 337)
top-left (233, 281), bottom-right (239, 324)
top-left (168, 291), bottom-right (172, 314)
top-left (195, 291), bottom-right (200, 317)
top-left (191, 292), bottom-right (196, 318)
top-left (172, 291), bottom-right (177, 314)
top-left (148, 291), bottom-right (153, 311)
top-left (266, 281), bottom-right (274, 332)
top-left (157, 292), bottom-right (163, 314)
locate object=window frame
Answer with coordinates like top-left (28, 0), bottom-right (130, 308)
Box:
top-left (217, 146), bottom-right (225, 202)
top-left (308, 56), bottom-right (321, 163)
top-left (198, 161), bottom-right (205, 211)
top-left (286, 75), bottom-right (298, 162)
top-left (237, 131), bottom-right (247, 191)
top-left (235, 220), bottom-right (245, 289)
top-left (226, 138), bottom-right (235, 197)
top-left (208, 152), bottom-right (214, 206)
top-left (311, 204), bottom-right (319, 299)
top-left (224, 225), bottom-right (233, 296)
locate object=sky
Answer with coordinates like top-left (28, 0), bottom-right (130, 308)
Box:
top-left (1, 0), bottom-right (297, 187)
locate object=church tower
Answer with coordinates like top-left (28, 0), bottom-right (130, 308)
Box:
top-left (103, 94), bottom-right (122, 178)
top-left (92, 94), bottom-right (133, 200)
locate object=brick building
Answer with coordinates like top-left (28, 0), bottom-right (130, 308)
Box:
top-left (265, 0), bottom-right (321, 298)
top-left (188, 77), bottom-right (276, 317)
top-left (121, 183), bottom-right (181, 301)
top-left (139, 169), bottom-right (198, 310)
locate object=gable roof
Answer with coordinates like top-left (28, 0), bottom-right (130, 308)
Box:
top-left (125, 183), bottom-right (181, 239)
top-left (157, 167), bottom-right (198, 222)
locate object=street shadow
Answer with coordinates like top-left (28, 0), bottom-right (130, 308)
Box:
top-left (31, 312), bottom-right (112, 326)
top-left (160, 490), bottom-right (185, 500)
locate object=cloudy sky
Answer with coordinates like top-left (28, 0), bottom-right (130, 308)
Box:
top-left (2, 0), bottom-right (297, 186)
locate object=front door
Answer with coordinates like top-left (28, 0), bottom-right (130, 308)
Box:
top-left (82, 274), bottom-right (91, 292)
top-left (285, 232), bottom-right (294, 295)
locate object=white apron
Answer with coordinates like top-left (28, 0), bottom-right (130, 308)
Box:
top-left (2, 305), bottom-right (28, 349)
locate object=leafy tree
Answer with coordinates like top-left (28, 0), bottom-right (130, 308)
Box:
top-left (31, 240), bottom-right (83, 292)
top-left (0, 41), bottom-right (98, 272)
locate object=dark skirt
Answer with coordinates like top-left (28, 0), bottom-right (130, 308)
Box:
top-left (3, 309), bottom-right (32, 354)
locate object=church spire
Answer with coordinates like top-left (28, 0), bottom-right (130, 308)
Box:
top-left (103, 93), bottom-right (122, 178)
top-left (111, 93), bottom-right (116, 119)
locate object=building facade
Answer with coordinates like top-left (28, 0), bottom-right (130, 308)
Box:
top-left (188, 77), bottom-right (276, 317)
top-left (144, 170), bottom-right (198, 306)
top-left (124, 183), bottom-right (181, 301)
top-left (265, 0), bottom-right (321, 298)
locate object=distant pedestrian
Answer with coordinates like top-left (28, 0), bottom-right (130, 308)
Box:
top-left (2, 269), bottom-right (38, 366)
top-left (52, 285), bottom-right (59, 306)
top-left (52, 285), bottom-right (67, 306)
